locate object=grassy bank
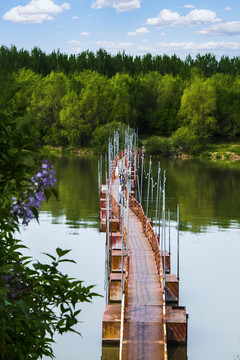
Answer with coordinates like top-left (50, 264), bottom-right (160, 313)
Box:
top-left (41, 145), bottom-right (95, 157)
top-left (200, 143), bottom-right (240, 160)
top-left (143, 136), bottom-right (240, 161)
top-left (41, 140), bottom-right (240, 162)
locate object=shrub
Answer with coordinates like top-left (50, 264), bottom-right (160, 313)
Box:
top-left (171, 126), bottom-right (203, 155)
top-left (144, 136), bottom-right (171, 157)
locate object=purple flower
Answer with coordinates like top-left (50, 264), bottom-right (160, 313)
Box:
top-left (1, 270), bottom-right (31, 299)
top-left (11, 160), bottom-right (57, 225)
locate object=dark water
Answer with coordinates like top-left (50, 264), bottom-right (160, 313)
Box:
top-left (20, 155), bottom-right (240, 360)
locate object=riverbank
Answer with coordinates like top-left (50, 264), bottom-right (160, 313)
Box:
top-left (200, 143), bottom-right (240, 161)
top-left (176, 143), bottom-right (240, 161)
top-left (41, 145), bottom-right (95, 157)
top-left (41, 142), bottom-right (240, 162)
top-left (142, 136), bottom-right (240, 162)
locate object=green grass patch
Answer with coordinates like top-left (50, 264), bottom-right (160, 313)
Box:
top-left (200, 141), bottom-right (240, 160)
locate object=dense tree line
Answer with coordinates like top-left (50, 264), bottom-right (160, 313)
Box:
top-left (1, 45), bottom-right (240, 78)
top-left (1, 45), bottom-right (240, 153)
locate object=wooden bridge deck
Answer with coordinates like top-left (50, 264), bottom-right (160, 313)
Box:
top-left (111, 179), bottom-right (166, 360)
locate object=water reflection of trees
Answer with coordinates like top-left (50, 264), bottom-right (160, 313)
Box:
top-left (41, 156), bottom-right (99, 228)
top-left (144, 158), bottom-right (240, 233)
top-left (42, 156), bottom-right (240, 233)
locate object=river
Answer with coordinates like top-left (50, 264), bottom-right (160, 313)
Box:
top-left (20, 155), bottom-right (240, 360)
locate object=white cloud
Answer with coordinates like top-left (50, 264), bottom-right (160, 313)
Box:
top-left (127, 27), bottom-right (149, 36)
top-left (94, 40), bottom-right (133, 52)
top-left (81, 32), bottom-right (90, 36)
top-left (225, 7), bottom-right (232, 11)
top-left (184, 4), bottom-right (196, 9)
top-left (70, 47), bottom-right (82, 53)
top-left (129, 40), bottom-right (240, 57)
top-left (146, 8), bottom-right (220, 27)
top-left (92, 0), bottom-right (140, 12)
top-left (71, 16), bottom-right (79, 20)
top-left (155, 41), bottom-right (240, 51)
top-left (61, 3), bottom-right (70, 10)
top-left (198, 21), bottom-right (240, 36)
top-left (3, 0), bottom-right (70, 24)
top-left (68, 40), bottom-right (81, 45)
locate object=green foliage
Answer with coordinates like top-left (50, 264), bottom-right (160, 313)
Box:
top-left (178, 75), bottom-right (217, 140)
top-left (91, 122), bottom-right (129, 153)
top-left (28, 71), bottom-right (69, 146)
top-left (211, 74), bottom-right (240, 140)
top-left (0, 112), bottom-right (99, 359)
top-left (110, 73), bottom-right (136, 127)
top-left (1, 45), bottom-right (240, 78)
top-left (171, 127), bottom-right (203, 155)
top-left (144, 136), bottom-right (171, 157)
top-left (149, 74), bottom-right (183, 136)
top-left (1, 46), bottom-right (240, 155)
top-left (60, 71), bottom-right (112, 146)
top-left (0, 246), bottom-right (99, 360)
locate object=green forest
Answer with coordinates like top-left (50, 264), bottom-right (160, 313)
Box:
top-left (1, 45), bottom-right (240, 154)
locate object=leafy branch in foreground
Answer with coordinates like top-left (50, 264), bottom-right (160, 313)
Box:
top-left (0, 112), bottom-right (100, 359)
top-left (0, 246), bottom-right (100, 360)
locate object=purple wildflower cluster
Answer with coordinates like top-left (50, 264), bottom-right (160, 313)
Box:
top-left (1, 269), bottom-right (32, 299)
top-left (12, 160), bottom-right (56, 225)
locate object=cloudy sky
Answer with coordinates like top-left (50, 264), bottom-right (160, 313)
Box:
top-left (1, 0), bottom-right (240, 58)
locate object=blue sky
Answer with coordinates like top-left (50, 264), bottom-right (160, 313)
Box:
top-left (1, 0), bottom-right (240, 58)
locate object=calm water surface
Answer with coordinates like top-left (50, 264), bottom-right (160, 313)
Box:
top-left (20, 155), bottom-right (240, 360)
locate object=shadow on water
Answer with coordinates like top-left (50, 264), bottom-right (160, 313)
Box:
top-left (168, 345), bottom-right (188, 360)
top-left (101, 345), bottom-right (119, 360)
top-left (101, 344), bottom-right (188, 360)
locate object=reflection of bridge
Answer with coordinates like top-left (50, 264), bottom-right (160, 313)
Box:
top-left (100, 148), bottom-right (188, 360)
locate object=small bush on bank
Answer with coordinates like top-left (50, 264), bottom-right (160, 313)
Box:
top-left (171, 127), bottom-right (204, 155)
top-left (144, 136), bottom-right (171, 157)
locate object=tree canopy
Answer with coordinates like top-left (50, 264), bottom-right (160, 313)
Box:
top-left (1, 45), bottom-right (240, 154)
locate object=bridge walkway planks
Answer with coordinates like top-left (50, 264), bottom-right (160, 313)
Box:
top-left (111, 177), bottom-right (166, 360)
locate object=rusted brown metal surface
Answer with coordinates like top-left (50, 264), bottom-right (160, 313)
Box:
top-left (111, 249), bottom-right (127, 272)
top-left (121, 210), bottom-right (167, 360)
top-left (109, 218), bottom-right (120, 232)
top-left (109, 232), bottom-right (122, 249)
top-left (100, 198), bottom-right (107, 208)
top-left (166, 306), bottom-right (188, 344)
top-left (102, 304), bottom-right (121, 343)
top-left (109, 273), bottom-right (125, 302)
top-left (160, 250), bottom-right (171, 273)
top-left (165, 274), bottom-right (179, 304)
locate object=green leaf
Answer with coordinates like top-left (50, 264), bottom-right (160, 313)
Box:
top-left (44, 188), bottom-right (51, 202)
top-left (30, 206), bottom-right (39, 222)
top-left (4, 298), bottom-right (11, 306)
top-left (51, 187), bottom-right (59, 201)
top-left (56, 248), bottom-right (72, 258)
top-left (58, 259), bottom-right (76, 264)
top-left (42, 252), bottom-right (56, 261)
